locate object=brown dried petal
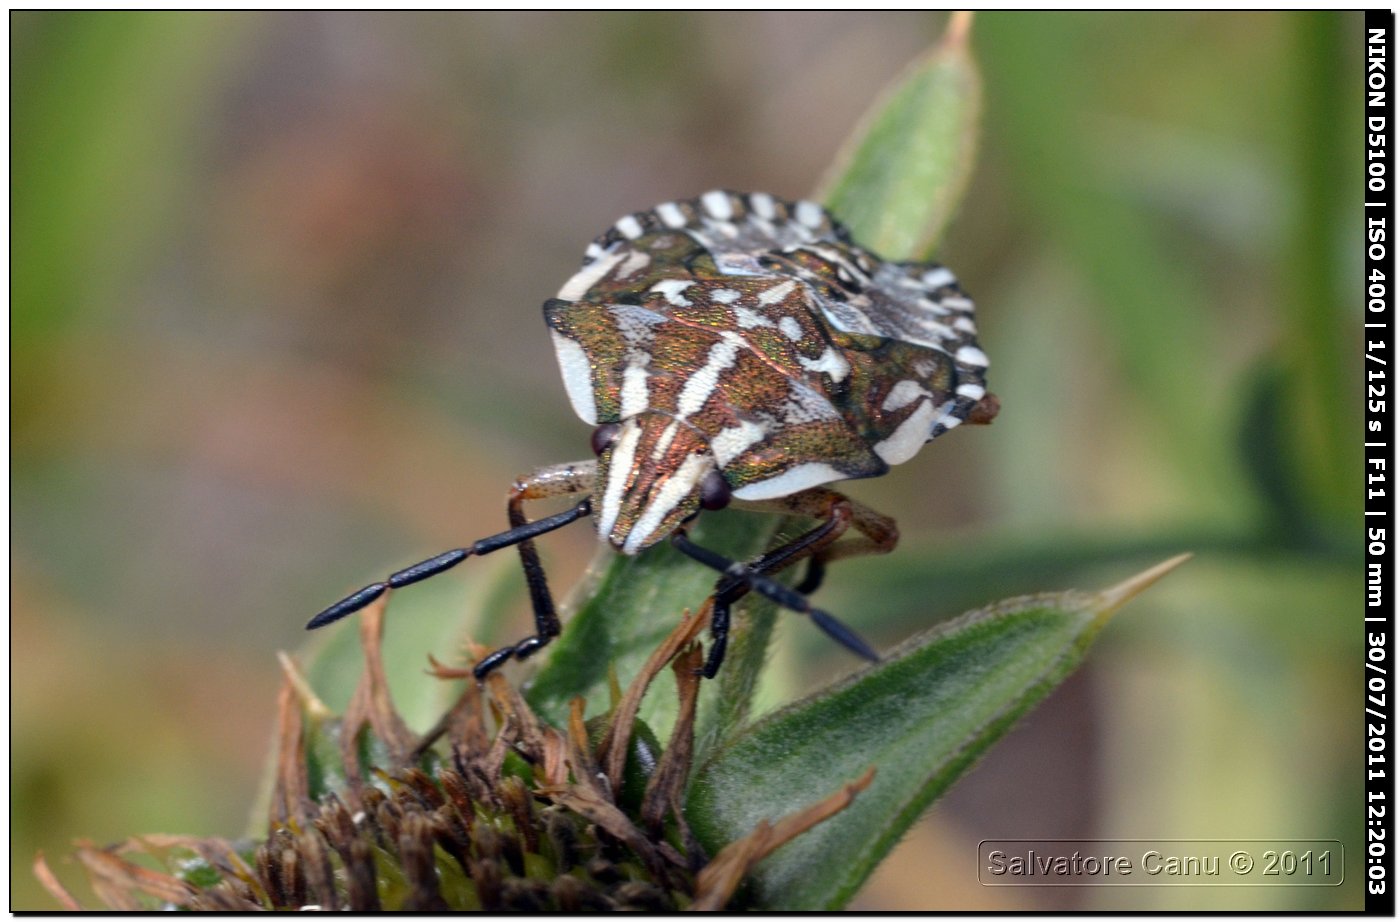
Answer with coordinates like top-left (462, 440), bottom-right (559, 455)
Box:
top-left (33, 853), bottom-right (82, 911)
top-left (545, 783), bottom-right (666, 883)
top-left (75, 842), bottom-right (195, 907)
top-left (602, 605), bottom-right (709, 791)
top-left (642, 641), bottom-right (704, 832)
top-left (269, 669), bottom-right (309, 828)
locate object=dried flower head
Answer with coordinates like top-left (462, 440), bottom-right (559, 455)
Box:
top-left (37, 598), bottom-right (871, 911)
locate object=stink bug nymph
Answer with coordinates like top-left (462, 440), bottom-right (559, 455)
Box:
top-left (310, 190), bottom-right (997, 679)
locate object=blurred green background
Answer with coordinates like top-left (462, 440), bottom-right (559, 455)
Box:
top-left (12, 11), bottom-right (1362, 910)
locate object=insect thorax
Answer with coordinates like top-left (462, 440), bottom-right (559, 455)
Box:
top-left (546, 190), bottom-right (991, 554)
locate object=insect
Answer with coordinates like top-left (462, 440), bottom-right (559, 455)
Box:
top-left (309, 190), bottom-right (996, 679)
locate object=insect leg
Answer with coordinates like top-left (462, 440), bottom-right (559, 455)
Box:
top-left (735, 488), bottom-right (899, 594)
top-left (473, 461), bottom-right (598, 679)
top-left (671, 529), bottom-right (879, 674)
top-left (307, 462), bottom-right (595, 641)
top-left (701, 499), bottom-right (855, 677)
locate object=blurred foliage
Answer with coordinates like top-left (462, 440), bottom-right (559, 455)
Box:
top-left (12, 11), bottom-right (1361, 910)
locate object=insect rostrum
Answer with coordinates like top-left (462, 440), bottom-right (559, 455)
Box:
top-left (310, 190), bottom-right (996, 679)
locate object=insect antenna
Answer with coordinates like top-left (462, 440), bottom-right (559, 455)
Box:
top-left (307, 499), bottom-right (593, 630)
top-left (669, 530), bottom-right (879, 664)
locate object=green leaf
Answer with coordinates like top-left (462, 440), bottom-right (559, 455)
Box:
top-left (817, 12), bottom-right (981, 259)
top-left (686, 556), bottom-right (1189, 910)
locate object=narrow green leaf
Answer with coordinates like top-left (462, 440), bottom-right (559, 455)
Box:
top-left (817, 12), bottom-right (981, 259)
top-left (687, 556), bottom-right (1189, 910)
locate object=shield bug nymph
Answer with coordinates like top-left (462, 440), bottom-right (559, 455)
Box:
top-left (310, 190), bottom-right (997, 679)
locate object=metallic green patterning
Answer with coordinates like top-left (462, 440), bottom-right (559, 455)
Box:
top-left (545, 190), bottom-right (989, 554)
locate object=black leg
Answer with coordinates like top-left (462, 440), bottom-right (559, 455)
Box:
top-left (794, 557), bottom-right (826, 595)
top-left (704, 599), bottom-right (731, 679)
top-left (674, 525), bottom-right (878, 678)
top-left (471, 488), bottom-right (573, 679)
top-left (700, 507), bottom-right (850, 678)
top-left (307, 499), bottom-right (592, 631)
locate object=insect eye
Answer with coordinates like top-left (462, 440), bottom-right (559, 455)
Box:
top-left (591, 423), bottom-right (622, 455)
top-left (698, 469), bottom-right (732, 511)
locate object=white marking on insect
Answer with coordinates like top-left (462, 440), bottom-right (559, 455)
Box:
top-left (942, 296), bottom-right (975, 313)
top-left (914, 317), bottom-right (956, 341)
top-left (652, 419), bottom-right (681, 459)
top-left (701, 190), bottom-right (733, 220)
top-left (778, 316), bottom-right (804, 340)
top-left (782, 379), bottom-right (841, 424)
top-left (873, 398), bottom-right (939, 464)
top-left (656, 201), bottom-right (687, 228)
top-left (956, 345), bottom-right (989, 367)
top-left (957, 382), bottom-right (986, 401)
top-left (714, 252), bottom-right (765, 277)
top-left (749, 192), bottom-right (777, 220)
top-left (917, 297), bottom-right (951, 317)
top-left (617, 250), bottom-right (651, 278)
top-left (794, 200), bottom-right (824, 229)
top-left (711, 419), bottom-right (768, 466)
top-left (550, 331), bottom-right (598, 424)
top-left (731, 461), bottom-right (848, 501)
top-left (615, 215), bottom-right (644, 239)
top-left (953, 316), bottom-right (977, 333)
top-left (798, 346), bottom-right (850, 383)
top-left (921, 267), bottom-right (956, 289)
top-left (939, 415), bottom-right (963, 431)
top-left (812, 295), bottom-right (880, 338)
top-left (676, 334), bottom-right (744, 418)
top-left (623, 451), bottom-right (713, 554)
top-left (757, 279), bottom-right (798, 305)
top-left (710, 288), bottom-right (741, 304)
top-left (620, 363), bottom-right (650, 417)
top-left (734, 306), bottom-right (774, 329)
top-left (558, 250), bottom-right (626, 301)
top-left (609, 303), bottom-right (667, 346)
top-left (650, 278), bottom-right (695, 306)
top-left (598, 420), bottom-right (642, 539)
top-left (811, 246), bottom-right (867, 284)
top-left (585, 242), bottom-right (606, 261)
top-left (882, 379), bottom-right (932, 412)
